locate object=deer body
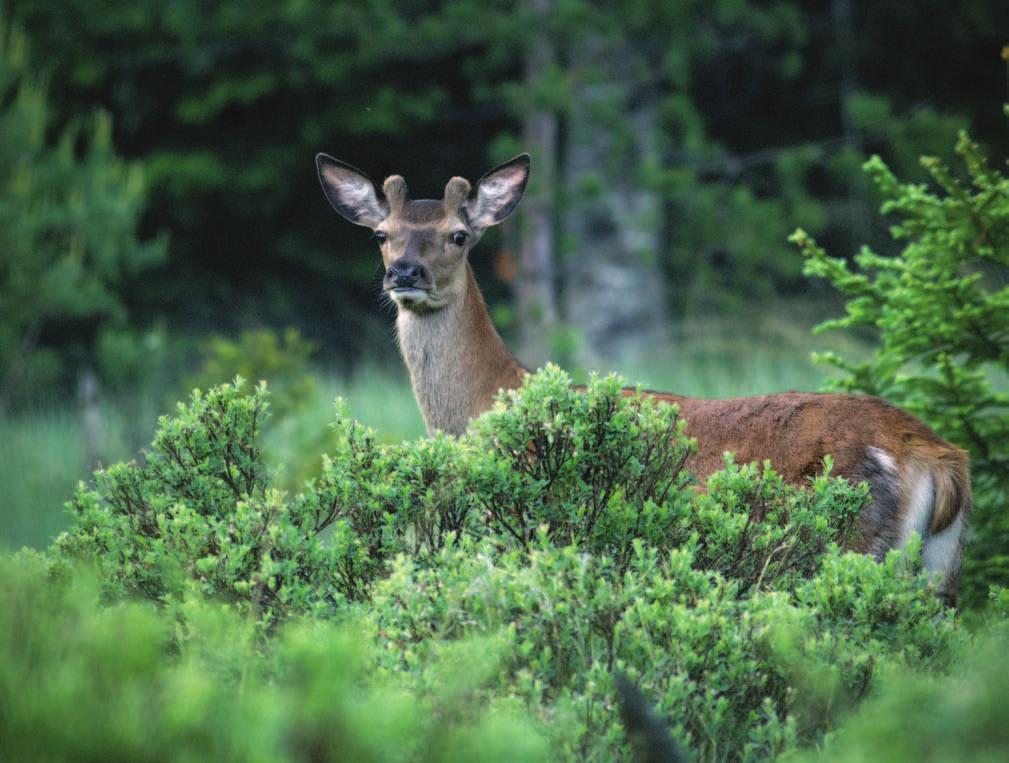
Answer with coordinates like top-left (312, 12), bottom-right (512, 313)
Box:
top-left (316, 152), bottom-right (971, 605)
top-left (666, 392), bottom-right (968, 569)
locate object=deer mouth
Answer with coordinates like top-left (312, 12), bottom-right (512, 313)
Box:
top-left (388, 286), bottom-right (431, 306)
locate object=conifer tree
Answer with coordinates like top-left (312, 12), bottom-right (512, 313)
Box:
top-left (793, 117), bottom-right (1009, 605)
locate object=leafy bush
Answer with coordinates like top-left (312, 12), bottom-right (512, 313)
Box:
top-left (466, 368), bottom-right (694, 558)
top-left (787, 619), bottom-right (1009, 763)
top-left (0, 551), bottom-right (550, 763)
top-left (366, 536), bottom-right (954, 761)
top-left (57, 380), bottom-right (346, 625)
top-left (51, 369), bottom-right (965, 760)
top-left (793, 118), bottom-right (1009, 607)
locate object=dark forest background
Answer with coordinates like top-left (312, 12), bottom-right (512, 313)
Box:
top-left (5, 0), bottom-right (1006, 383)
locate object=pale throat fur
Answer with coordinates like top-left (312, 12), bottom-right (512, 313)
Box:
top-left (395, 263), bottom-right (524, 435)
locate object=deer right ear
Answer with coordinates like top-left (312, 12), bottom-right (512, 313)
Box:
top-left (316, 154), bottom-right (388, 228)
top-left (466, 153), bottom-right (531, 234)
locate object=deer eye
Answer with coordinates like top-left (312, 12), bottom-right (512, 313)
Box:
top-left (450, 231), bottom-right (468, 246)
top-left (373, 231), bottom-right (387, 244)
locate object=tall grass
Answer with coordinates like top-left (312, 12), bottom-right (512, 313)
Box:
top-left (587, 309), bottom-right (864, 397)
top-left (0, 366), bottom-right (424, 550)
top-left (0, 403), bottom-right (123, 550)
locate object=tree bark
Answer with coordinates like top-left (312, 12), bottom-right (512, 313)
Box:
top-left (513, 0), bottom-right (559, 369)
top-left (78, 367), bottom-right (104, 471)
top-left (562, 40), bottom-right (668, 368)
top-left (832, 0), bottom-right (869, 245)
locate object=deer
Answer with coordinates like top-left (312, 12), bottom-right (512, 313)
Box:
top-left (315, 152), bottom-right (971, 606)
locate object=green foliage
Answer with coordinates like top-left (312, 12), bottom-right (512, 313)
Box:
top-left (0, 404), bottom-right (95, 548)
top-left (6, 0), bottom-right (1001, 354)
top-left (0, 551), bottom-right (550, 763)
top-left (988, 585), bottom-right (1009, 619)
top-left (95, 323), bottom-right (173, 392)
top-left (367, 536), bottom-right (953, 762)
top-left (0, 13), bottom-right (164, 407)
top-left (690, 457), bottom-right (865, 593)
top-left (787, 621), bottom-right (1009, 763)
top-left (466, 366), bottom-right (694, 556)
top-left (0, 362), bottom-right (428, 552)
top-left (793, 122), bottom-right (1009, 607)
top-left (50, 369), bottom-right (967, 760)
top-left (58, 380), bottom-right (345, 625)
top-left (186, 327), bottom-right (319, 417)
top-left (184, 327), bottom-right (351, 492)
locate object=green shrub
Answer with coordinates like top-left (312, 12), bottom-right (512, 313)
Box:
top-left (295, 404), bottom-right (413, 600)
top-left (51, 369), bottom-right (965, 760)
top-left (0, 551), bottom-right (550, 763)
top-left (690, 457), bottom-right (865, 594)
top-left (787, 619), bottom-right (1009, 763)
top-left (466, 366), bottom-right (694, 560)
top-left (793, 118), bottom-right (1009, 607)
top-left (57, 379), bottom-right (346, 625)
top-left (365, 535), bottom-right (954, 761)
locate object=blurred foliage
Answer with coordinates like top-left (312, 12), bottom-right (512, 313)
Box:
top-left (183, 327), bottom-right (364, 490)
top-left (2, 6), bottom-right (1007, 754)
top-left (789, 620), bottom-right (1009, 763)
top-left (1, 0), bottom-right (1003, 372)
top-left (0, 12), bottom-right (164, 408)
top-left (794, 120), bottom-right (1009, 608)
top-left (95, 323), bottom-right (172, 391)
top-left (186, 327), bottom-right (319, 417)
top-left (0, 402), bottom-right (125, 549)
top-left (0, 364), bottom-right (427, 551)
top-left (50, 370), bottom-right (970, 760)
top-left (0, 552), bottom-right (550, 763)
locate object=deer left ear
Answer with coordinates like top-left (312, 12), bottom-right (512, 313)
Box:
top-left (466, 153), bottom-right (530, 234)
top-left (316, 153), bottom-right (388, 228)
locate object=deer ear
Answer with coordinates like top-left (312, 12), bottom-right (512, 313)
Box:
top-left (316, 153), bottom-right (388, 228)
top-left (465, 153), bottom-right (530, 234)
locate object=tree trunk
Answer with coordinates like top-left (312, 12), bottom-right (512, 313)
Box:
top-left (832, 0), bottom-right (869, 246)
top-left (562, 40), bottom-right (668, 369)
top-left (78, 367), bottom-right (104, 471)
top-left (513, 0), bottom-right (559, 369)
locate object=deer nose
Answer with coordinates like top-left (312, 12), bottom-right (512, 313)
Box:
top-left (387, 260), bottom-right (425, 288)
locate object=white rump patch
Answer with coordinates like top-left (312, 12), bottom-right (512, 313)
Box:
top-left (924, 512), bottom-right (965, 579)
top-left (865, 446), bottom-right (965, 596)
top-left (900, 468), bottom-right (934, 547)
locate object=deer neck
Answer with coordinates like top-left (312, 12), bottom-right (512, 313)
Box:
top-left (396, 263), bottom-right (526, 435)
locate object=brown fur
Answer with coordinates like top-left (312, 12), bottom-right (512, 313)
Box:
top-left (644, 393), bottom-right (959, 503)
top-left (398, 199), bottom-right (448, 224)
top-left (640, 391), bottom-right (970, 543)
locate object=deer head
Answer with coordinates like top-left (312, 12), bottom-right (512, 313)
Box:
top-left (316, 153), bottom-right (530, 313)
